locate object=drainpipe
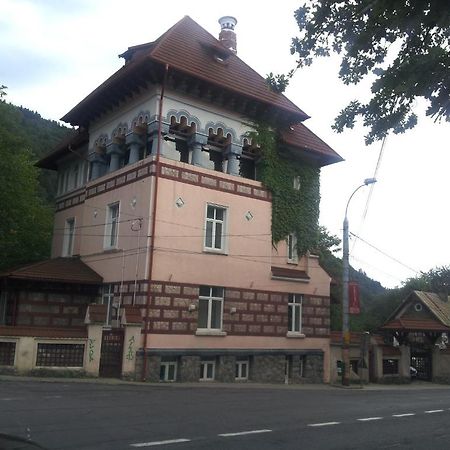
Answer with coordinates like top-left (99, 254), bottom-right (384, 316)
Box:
top-left (142, 63), bottom-right (169, 382)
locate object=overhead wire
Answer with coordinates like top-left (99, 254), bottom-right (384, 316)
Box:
top-left (350, 135), bottom-right (387, 256)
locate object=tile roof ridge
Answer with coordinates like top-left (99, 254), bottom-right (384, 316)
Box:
top-left (148, 16), bottom-right (309, 120)
top-left (149, 15), bottom-right (196, 57)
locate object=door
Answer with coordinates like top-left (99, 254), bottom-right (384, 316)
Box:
top-left (411, 352), bottom-right (432, 381)
top-left (99, 329), bottom-right (124, 378)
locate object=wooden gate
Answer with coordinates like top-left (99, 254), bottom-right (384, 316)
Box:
top-left (99, 329), bottom-right (124, 378)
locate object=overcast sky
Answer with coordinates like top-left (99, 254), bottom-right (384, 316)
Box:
top-left (2, 0), bottom-right (449, 288)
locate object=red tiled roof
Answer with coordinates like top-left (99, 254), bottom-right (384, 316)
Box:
top-left (0, 326), bottom-right (87, 338)
top-left (122, 306), bottom-right (143, 325)
top-left (271, 266), bottom-right (310, 280)
top-left (60, 16), bottom-right (341, 167)
top-left (62, 16), bottom-right (309, 125)
top-left (381, 318), bottom-right (450, 332)
top-left (36, 128), bottom-right (88, 170)
top-left (1, 257), bottom-right (103, 285)
top-left (280, 123), bottom-right (343, 165)
top-left (85, 304), bottom-right (107, 324)
top-left (148, 16), bottom-right (308, 118)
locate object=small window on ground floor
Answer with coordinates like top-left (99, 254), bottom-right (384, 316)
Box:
top-left (0, 341), bottom-right (16, 366)
top-left (36, 343), bottom-right (85, 367)
top-left (235, 358), bottom-right (249, 380)
top-left (383, 358), bottom-right (399, 375)
top-left (200, 359), bottom-right (215, 381)
top-left (160, 358), bottom-right (177, 382)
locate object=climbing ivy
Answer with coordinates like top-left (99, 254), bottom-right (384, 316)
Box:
top-left (251, 122), bottom-right (321, 257)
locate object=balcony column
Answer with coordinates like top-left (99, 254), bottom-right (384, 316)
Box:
top-left (126, 132), bottom-right (144, 165)
top-left (189, 133), bottom-right (209, 168)
top-left (225, 142), bottom-right (242, 176)
top-left (88, 146), bottom-right (107, 180)
top-left (106, 142), bottom-right (124, 172)
top-left (147, 121), bottom-right (170, 157)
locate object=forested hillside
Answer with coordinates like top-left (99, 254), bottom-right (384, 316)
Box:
top-left (0, 98), bottom-right (70, 270)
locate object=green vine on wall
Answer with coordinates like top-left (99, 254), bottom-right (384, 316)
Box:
top-left (250, 122), bottom-right (321, 257)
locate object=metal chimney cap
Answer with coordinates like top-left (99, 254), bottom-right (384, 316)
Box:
top-left (218, 16), bottom-right (237, 31)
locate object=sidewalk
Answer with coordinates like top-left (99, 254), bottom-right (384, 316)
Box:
top-left (1, 374), bottom-right (449, 390)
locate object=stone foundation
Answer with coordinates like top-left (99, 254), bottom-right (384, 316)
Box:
top-left (136, 350), bottom-right (325, 384)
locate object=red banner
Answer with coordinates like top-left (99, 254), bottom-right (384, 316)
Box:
top-left (349, 282), bottom-right (360, 315)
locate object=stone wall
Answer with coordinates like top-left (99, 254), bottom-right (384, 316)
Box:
top-left (216, 355), bottom-right (235, 382)
top-left (11, 284), bottom-right (98, 328)
top-left (130, 280), bottom-right (330, 338)
top-left (135, 351), bottom-right (325, 384)
top-left (302, 354), bottom-right (324, 383)
top-left (179, 355), bottom-right (200, 382)
top-left (252, 355), bottom-right (285, 383)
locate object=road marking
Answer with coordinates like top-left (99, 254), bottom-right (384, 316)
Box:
top-left (308, 422), bottom-right (340, 427)
top-left (219, 429), bottom-right (272, 437)
top-left (130, 439), bottom-right (191, 447)
top-left (44, 395), bottom-right (62, 399)
top-left (425, 409), bottom-right (444, 414)
top-left (0, 398), bottom-right (20, 401)
top-left (357, 417), bottom-right (383, 422)
top-left (392, 413), bottom-right (415, 417)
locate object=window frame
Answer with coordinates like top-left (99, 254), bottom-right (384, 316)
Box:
top-left (199, 359), bottom-right (216, 381)
top-left (104, 202), bottom-right (120, 249)
top-left (102, 284), bottom-right (115, 326)
top-left (235, 358), bottom-right (249, 381)
top-left (160, 359), bottom-right (177, 382)
top-left (288, 294), bottom-right (303, 334)
top-left (62, 217), bottom-right (75, 257)
top-left (197, 286), bottom-right (224, 332)
top-left (287, 233), bottom-right (298, 264)
top-left (203, 204), bottom-right (228, 253)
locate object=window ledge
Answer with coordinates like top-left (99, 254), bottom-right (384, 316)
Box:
top-left (195, 329), bottom-right (227, 337)
top-left (286, 332), bottom-right (305, 339)
top-left (203, 249), bottom-right (228, 256)
top-left (102, 247), bottom-right (122, 254)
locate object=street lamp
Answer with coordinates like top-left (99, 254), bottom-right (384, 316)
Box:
top-left (342, 177), bottom-right (377, 386)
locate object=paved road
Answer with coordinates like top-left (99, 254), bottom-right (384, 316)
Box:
top-left (1, 379), bottom-right (450, 449)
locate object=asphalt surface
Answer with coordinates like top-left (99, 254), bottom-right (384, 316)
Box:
top-left (1, 378), bottom-right (450, 449)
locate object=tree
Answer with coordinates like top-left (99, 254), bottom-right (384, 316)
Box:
top-left (0, 101), bottom-right (53, 271)
top-left (290, 1), bottom-right (450, 144)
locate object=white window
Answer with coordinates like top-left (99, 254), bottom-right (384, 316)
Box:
top-left (102, 284), bottom-right (114, 326)
top-left (288, 294), bottom-right (302, 333)
top-left (235, 358), bottom-right (249, 380)
top-left (160, 359), bottom-right (177, 382)
top-left (200, 359), bottom-right (215, 381)
top-left (63, 218), bottom-right (75, 257)
top-left (293, 175), bottom-right (301, 190)
top-left (72, 164), bottom-right (79, 190)
top-left (104, 202), bottom-right (120, 249)
top-left (204, 204), bottom-right (227, 252)
top-left (287, 233), bottom-right (298, 263)
top-left (198, 286), bottom-right (224, 330)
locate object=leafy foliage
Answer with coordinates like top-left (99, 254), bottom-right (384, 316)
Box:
top-left (0, 102), bottom-right (53, 270)
top-left (251, 122), bottom-right (321, 256)
top-left (0, 97), bottom-right (70, 270)
top-left (266, 70), bottom-right (294, 94)
top-left (291, 1), bottom-right (450, 144)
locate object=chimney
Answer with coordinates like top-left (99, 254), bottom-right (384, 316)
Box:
top-left (218, 16), bottom-right (237, 54)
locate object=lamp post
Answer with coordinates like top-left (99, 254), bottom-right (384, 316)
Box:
top-left (342, 177), bottom-right (377, 386)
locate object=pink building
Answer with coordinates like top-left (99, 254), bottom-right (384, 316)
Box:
top-left (1, 16), bottom-right (342, 382)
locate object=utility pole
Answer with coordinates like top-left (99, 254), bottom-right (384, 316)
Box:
top-left (342, 178), bottom-right (377, 386)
